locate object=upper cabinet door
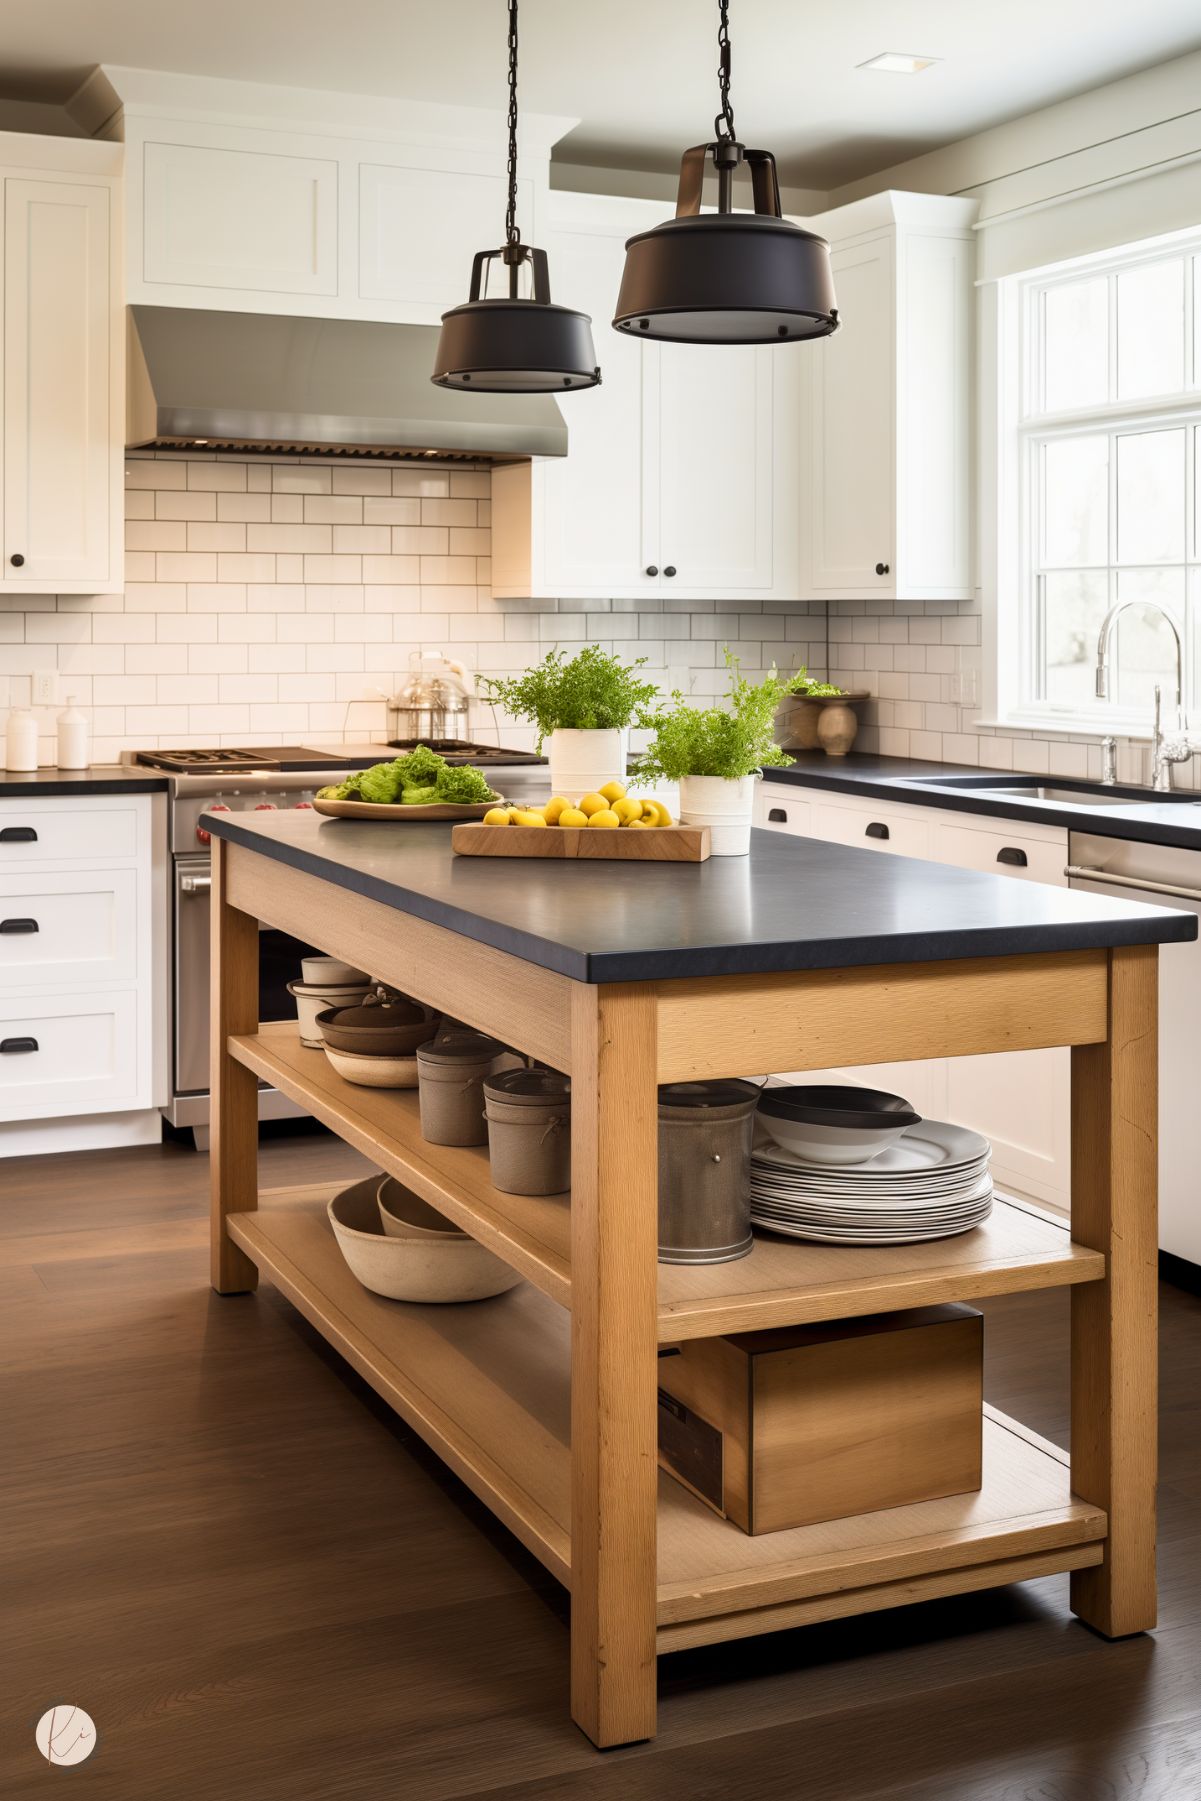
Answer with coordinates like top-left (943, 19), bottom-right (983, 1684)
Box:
top-left (359, 162), bottom-right (533, 319)
top-left (806, 234), bottom-right (896, 595)
top-left (3, 179), bottom-right (117, 591)
top-left (650, 342), bottom-right (774, 593)
top-left (142, 140), bottom-right (338, 297)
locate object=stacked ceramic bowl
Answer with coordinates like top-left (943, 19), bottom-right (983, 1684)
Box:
top-left (327, 1174), bottom-right (522, 1302)
top-left (288, 955), bottom-right (373, 1046)
top-left (316, 990), bottom-right (436, 1088)
top-left (751, 1085), bottom-right (992, 1246)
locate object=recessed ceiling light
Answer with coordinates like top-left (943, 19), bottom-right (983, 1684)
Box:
top-left (858, 51), bottom-right (940, 74)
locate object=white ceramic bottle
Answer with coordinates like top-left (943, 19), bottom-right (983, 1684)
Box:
top-left (4, 707), bottom-right (38, 771)
top-left (56, 696), bottom-right (89, 769)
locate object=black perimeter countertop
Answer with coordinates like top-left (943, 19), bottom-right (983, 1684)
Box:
top-left (208, 809), bottom-right (1195, 984)
top-left (763, 753), bottom-right (1201, 849)
top-left (0, 765), bottom-right (168, 797)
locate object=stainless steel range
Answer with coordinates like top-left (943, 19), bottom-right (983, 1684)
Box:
top-left (123, 743), bottom-right (546, 1142)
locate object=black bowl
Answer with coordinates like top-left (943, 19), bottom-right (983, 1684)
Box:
top-left (758, 1084), bottom-right (920, 1131)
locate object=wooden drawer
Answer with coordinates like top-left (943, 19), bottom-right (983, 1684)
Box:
top-left (0, 802), bottom-right (140, 865)
top-left (0, 869), bottom-right (138, 990)
top-left (810, 800), bottom-right (933, 859)
top-left (0, 991), bottom-right (141, 1120)
top-left (934, 821), bottom-right (1067, 887)
top-left (754, 790), bottom-right (813, 836)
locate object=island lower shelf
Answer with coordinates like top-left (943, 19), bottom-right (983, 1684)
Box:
top-left (227, 1196), bottom-right (1108, 1650)
top-left (228, 1025), bottom-right (1107, 1340)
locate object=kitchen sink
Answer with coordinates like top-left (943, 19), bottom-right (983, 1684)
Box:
top-left (908, 776), bottom-right (1199, 807)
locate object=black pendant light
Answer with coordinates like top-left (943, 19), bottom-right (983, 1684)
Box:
top-left (433, 0), bottom-right (600, 392)
top-left (612, 0), bottom-right (839, 345)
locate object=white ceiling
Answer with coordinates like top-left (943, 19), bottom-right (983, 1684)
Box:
top-left (3, 0), bottom-right (1201, 187)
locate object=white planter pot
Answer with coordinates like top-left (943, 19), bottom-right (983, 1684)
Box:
top-left (678, 774), bottom-right (757, 857)
top-left (546, 728), bottom-right (627, 803)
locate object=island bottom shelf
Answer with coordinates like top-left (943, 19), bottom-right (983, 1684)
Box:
top-left (228, 1196), bottom-right (1107, 1650)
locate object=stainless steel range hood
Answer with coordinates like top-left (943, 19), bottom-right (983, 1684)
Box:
top-left (126, 305), bottom-right (568, 460)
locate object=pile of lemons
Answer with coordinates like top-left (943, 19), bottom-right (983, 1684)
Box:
top-left (482, 780), bottom-right (673, 830)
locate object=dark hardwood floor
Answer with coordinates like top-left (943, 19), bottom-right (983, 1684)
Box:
top-left (2, 1127), bottom-right (1199, 1800)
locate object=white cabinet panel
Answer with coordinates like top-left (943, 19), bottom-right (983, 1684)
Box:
top-left (142, 140), bottom-right (338, 295)
top-left (0, 870), bottom-right (138, 990)
top-left (753, 787), bottom-right (813, 837)
top-left (934, 821), bottom-right (1066, 887)
top-left (807, 237), bottom-right (895, 593)
top-left (649, 342), bottom-right (773, 592)
top-left (810, 798), bottom-right (933, 860)
top-left (3, 178), bottom-right (115, 589)
top-left (0, 990), bottom-right (140, 1120)
top-left (0, 803), bottom-right (140, 865)
top-left (359, 163), bottom-right (532, 309)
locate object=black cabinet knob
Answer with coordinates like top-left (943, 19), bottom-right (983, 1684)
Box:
top-left (865, 821), bottom-right (890, 840)
top-left (9, 552), bottom-right (24, 567)
top-left (645, 565), bottom-right (658, 577)
top-left (0, 826), bottom-right (37, 843)
top-left (874, 561), bottom-right (890, 576)
top-left (0, 918), bottom-right (38, 934)
top-left (664, 565), bottom-right (677, 578)
top-left (0, 1036), bottom-right (38, 1054)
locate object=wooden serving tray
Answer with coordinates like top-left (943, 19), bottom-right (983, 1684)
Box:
top-left (452, 823), bottom-right (711, 862)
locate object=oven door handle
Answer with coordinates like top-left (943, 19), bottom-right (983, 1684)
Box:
top-left (180, 873), bottom-right (212, 895)
top-left (1065, 864), bottom-right (1201, 904)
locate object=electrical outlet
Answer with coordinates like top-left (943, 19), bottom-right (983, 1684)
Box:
top-left (32, 671), bottom-right (57, 707)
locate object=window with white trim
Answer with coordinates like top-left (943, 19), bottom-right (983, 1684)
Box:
top-left (1014, 234), bottom-right (1201, 729)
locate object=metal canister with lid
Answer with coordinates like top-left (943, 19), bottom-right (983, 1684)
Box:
top-left (657, 1079), bottom-right (761, 1264)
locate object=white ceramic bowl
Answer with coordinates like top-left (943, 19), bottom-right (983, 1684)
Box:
top-left (287, 979), bottom-right (372, 1046)
top-left (757, 1113), bottom-right (912, 1165)
top-left (377, 1176), bottom-right (465, 1239)
top-left (301, 955), bottom-right (370, 987)
top-left (321, 1043), bottom-right (420, 1088)
top-left (328, 1181), bottom-right (522, 1303)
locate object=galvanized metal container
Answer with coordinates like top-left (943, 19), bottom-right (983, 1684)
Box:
top-left (657, 1079), bottom-right (761, 1264)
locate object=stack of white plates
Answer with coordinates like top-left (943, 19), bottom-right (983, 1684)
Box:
top-left (750, 1119), bottom-right (992, 1245)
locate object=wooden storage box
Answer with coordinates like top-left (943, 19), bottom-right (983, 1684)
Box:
top-left (657, 1304), bottom-right (983, 1534)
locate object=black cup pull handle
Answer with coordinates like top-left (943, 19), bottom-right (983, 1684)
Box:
top-left (0, 826), bottom-right (37, 843)
top-left (865, 821), bottom-right (890, 840)
top-left (997, 846), bottom-right (1028, 867)
top-left (0, 918), bottom-right (38, 934)
top-left (1, 1035), bottom-right (38, 1054)
top-left (767, 808), bottom-right (787, 823)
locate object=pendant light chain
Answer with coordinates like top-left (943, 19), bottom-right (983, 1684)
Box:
top-left (714, 0), bottom-right (736, 144)
top-left (505, 0), bottom-right (520, 247)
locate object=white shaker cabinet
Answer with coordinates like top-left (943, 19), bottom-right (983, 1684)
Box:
top-left (492, 190), bottom-right (797, 603)
top-left (0, 142), bottom-right (123, 594)
top-left (799, 192), bottom-right (977, 602)
top-left (754, 784), bottom-right (1071, 1211)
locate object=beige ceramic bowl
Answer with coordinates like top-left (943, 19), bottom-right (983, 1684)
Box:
top-left (327, 1181), bottom-right (522, 1303)
top-left (377, 1176), bottom-right (465, 1239)
top-left (301, 954), bottom-right (370, 987)
top-left (322, 1043), bottom-right (420, 1088)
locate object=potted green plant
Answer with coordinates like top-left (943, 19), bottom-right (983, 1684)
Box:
top-left (480, 646), bottom-right (660, 801)
top-left (635, 652), bottom-right (838, 855)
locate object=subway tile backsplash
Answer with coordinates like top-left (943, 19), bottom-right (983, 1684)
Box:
top-left (1, 449), bottom-right (1194, 788)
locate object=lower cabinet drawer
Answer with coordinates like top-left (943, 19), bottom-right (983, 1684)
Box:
top-left (934, 822), bottom-right (1066, 887)
top-left (811, 801), bottom-right (933, 859)
top-left (0, 803), bottom-right (140, 865)
top-left (0, 991), bottom-right (140, 1120)
top-left (755, 793), bottom-right (814, 836)
top-left (0, 870), bottom-right (138, 988)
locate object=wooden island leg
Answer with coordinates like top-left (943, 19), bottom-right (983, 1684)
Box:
top-left (210, 838), bottom-right (261, 1294)
top-left (1069, 943), bottom-right (1158, 1636)
top-left (569, 984), bottom-right (660, 1747)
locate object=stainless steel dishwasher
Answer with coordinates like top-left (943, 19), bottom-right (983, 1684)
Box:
top-left (1067, 831), bottom-right (1201, 1268)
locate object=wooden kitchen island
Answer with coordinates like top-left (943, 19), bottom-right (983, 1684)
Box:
top-left (207, 811), bottom-right (1194, 1748)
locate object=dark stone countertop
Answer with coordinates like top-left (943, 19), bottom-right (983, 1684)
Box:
top-left (208, 808), bottom-right (1195, 985)
top-left (0, 765), bottom-right (169, 798)
top-left (763, 754), bottom-right (1201, 849)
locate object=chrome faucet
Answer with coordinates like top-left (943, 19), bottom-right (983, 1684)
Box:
top-left (1095, 599), bottom-right (1192, 792)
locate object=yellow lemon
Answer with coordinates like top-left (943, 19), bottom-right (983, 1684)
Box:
top-left (613, 797), bottom-right (643, 824)
top-left (587, 808), bottom-right (620, 828)
top-left (648, 799), bottom-right (674, 827)
top-left (558, 807), bottom-right (589, 828)
top-left (579, 792), bottom-right (607, 817)
top-left (542, 796), bottom-right (570, 824)
top-left (482, 808), bottom-right (511, 826)
top-left (626, 818), bottom-right (650, 828)
top-left (513, 809), bottom-right (548, 827)
top-left (599, 779), bottom-right (627, 805)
